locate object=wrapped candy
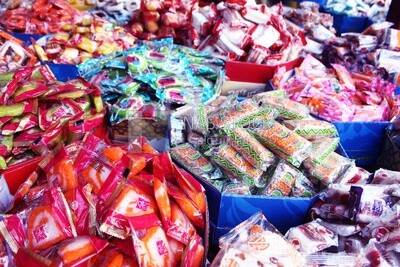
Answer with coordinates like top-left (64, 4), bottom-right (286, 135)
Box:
top-left (249, 121), bottom-right (312, 168)
top-left (285, 219), bottom-right (338, 254)
top-left (259, 160), bottom-right (300, 197)
top-left (334, 164), bottom-right (371, 184)
top-left (212, 212), bottom-right (304, 267)
top-left (307, 137), bottom-right (340, 164)
top-left (257, 94), bottom-right (310, 120)
top-left (371, 168), bottom-right (400, 184)
top-left (283, 119), bottom-right (338, 141)
top-left (224, 127), bottom-right (275, 171)
top-left (170, 142), bottom-right (222, 180)
top-left (208, 143), bottom-right (265, 188)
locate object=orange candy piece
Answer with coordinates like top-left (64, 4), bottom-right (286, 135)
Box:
top-left (103, 147), bottom-right (125, 163)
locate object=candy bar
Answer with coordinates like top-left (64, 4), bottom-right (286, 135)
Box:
top-left (283, 119), bottom-right (338, 141)
top-left (208, 143), bottom-right (265, 187)
top-left (259, 160), bottom-right (300, 197)
top-left (170, 143), bottom-right (222, 180)
top-left (224, 127), bottom-right (275, 171)
top-left (258, 94), bottom-right (310, 120)
top-left (308, 137), bottom-right (340, 164)
top-left (249, 121), bottom-right (312, 168)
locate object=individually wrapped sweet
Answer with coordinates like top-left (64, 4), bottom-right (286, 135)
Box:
top-left (304, 252), bottom-right (364, 267)
top-left (303, 152), bottom-right (352, 185)
top-left (185, 103), bottom-right (209, 146)
top-left (334, 164), bottom-right (371, 184)
top-left (285, 219), bottom-right (338, 254)
top-left (233, 105), bottom-right (278, 128)
top-left (224, 127), bottom-right (275, 171)
top-left (180, 234), bottom-right (205, 267)
top-left (291, 172), bottom-right (318, 197)
top-left (319, 221), bottom-right (362, 237)
top-left (170, 143), bottom-right (222, 181)
top-left (283, 119), bottom-right (338, 141)
top-left (38, 235), bottom-right (108, 266)
top-left (222, 181), bottom-right (252, 195)
top-left (371, 168), bottom-right (400, 184)
top-left (249, 121), bottom-right (312, 168)
top-left (208, 143), bottom-right (265, 188)
top-left (209, 98), bottom-right (260, 129)
top-left (259, 160), bottom-right (300, 197)
top-left (258, 94), bottom-right (310, 120)
top-left (212, 212), bottom-right (305, 267)
top-left (307, 137), bottom-right (340, 164)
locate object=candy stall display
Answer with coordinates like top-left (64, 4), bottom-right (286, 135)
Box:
top-left (169, 90), bottom-right (362, 239)
top-left (0, 65), bottom-right (106, 170)
top-left (0, 133), bottom-right (208, 266)
top-left (0, 0), bottom-right (85, 34)
top-left (78, 38), bottom-right (224, 140)
top-left (31, 16), bottom-right (137, 64)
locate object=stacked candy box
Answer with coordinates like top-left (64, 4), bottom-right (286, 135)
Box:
top-left (78, 38), bottom-right (225, 144)
top-left (0, 133), bottom-right (209, 267)
top-left (168, 90), bottom-right (362, 245)
top-left (272, 53), bottom-right (399, 166)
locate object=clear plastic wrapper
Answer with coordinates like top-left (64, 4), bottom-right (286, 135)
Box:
top-left (285, 219), bottom-right (338, 254)
top-left (308, 137), bottom-right (340, 164)
top-left (371, 168), bottom-right (400, 185)
top-left (212, 212), bottom-right (304, 267)
top-left (283, 119), bottom-right (338, 141)
top-left (249, 121), bottom-right (312, 168)
top-left (258, 95), bottom-right (310, 120)
top-left (170, 142), bottom-right (222, 180)
top-left (303, 152), bottom-right (352, 185)
top-left (259, 160), bottom-right (300, 197)
top-left (304, 252), bottom-right (364, 267)
top-left (291, 173), bottom-right (318, 197)
top-left (334, 164), bottom-right (371, 184)
top-left (224, 126), bottom-right (275, 171)
top-left (209, 98), bottom-right (260, 129)
top-left (208, 143), bottom-right (265, 188)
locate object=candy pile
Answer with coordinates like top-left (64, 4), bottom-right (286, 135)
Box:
top-left (90, 0), bottom-right (140, 24)
top-left (188, 1), bottom-right (304, 64)
top-left (126, 0), bottom-right (196, 42)
top-left (0, 0), bottom-right (84, 34)
top-left (78, 38), bottom-right (224, 125)
top-left (32, 16), bottom-right (137, 64)
top-left (323, 0), bottom-right (392, 23)
top-left (0, 65), bottom-right (105, 169)
top-left (0, 30), bottom-right (37, 74)
top-left (323, 22), bottom-right (400, 86)
top-left (211, 212), bottom-right (305, 266)
top-left (170, 90), bottom-right (359, 198)
top-left (272, 54), bottom-right (399, 122)
top-left (0, 133), bottom-right (206, 266)
top-left (283, 2), bottom-right (336, 43)
top-left (286, 168), bottom-right (400, 266)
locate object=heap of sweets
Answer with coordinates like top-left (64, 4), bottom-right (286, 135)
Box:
top-left (0, 65), bottom-right (105, 169)
top-left (126, 0), bottom-right (197, 42)
top-left (186, 0), bottom-right (304, 64)
top-left (272, 53), bottom-right (400, 122)
top-left (170, 90), bottom-right (356, 198)
top-left (0, 0), bottom-right (85, 34)
top-left (211, 212), bottom-right (305, 267)
top-left (323, 0), bottom-right (392, 23)
top-left (31, 16), bottom-right (137, 64)
top-left (283, 2), bottom-right (336, 42)
top-left (0, 30), bottom-right (37, 74)
top-left (77, 38), bottom-right (225, 126)
top-left (323, 21), bottom-right (400, 87)
top-left (90, 0), bottom-right (140, 24)
top-left (286, 168), bottom-right (400, 266)
top-left (0, 133), bottom-right (207, 267)
top-left (67, 0), bottom-right (94, 11)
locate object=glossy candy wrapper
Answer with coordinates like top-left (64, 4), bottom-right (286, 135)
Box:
top-left (291, 172), bottom-right (318, 197)
top-left (259, 160), bottom-right (300, 197)
top-left (283, 119), bottom-right (338, 141)
top-left (285, 219), bottom-right (338, 254)
top-left (208, 143), bottom-right (265, 188)
top-left (170, 142), bottom-right (222, 181)
top-left (371, 168), bottom-right (400, 185)
top-left (249, 121), bottom-right (312, 168)
top-left (211, 212), bottom-right (305, 267)
top-left (303, 152), bottom-right (352, 185)
top-left (334, 164), bottom-right (371, 184)
top-left (307, 137), bottom-right (340, 164)
top-left (258, 94), bottom-right (310, 120)
top-left (304, 252), bottom-right (364, 267)
top-left (224, 127), bottom-right (275, 171)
